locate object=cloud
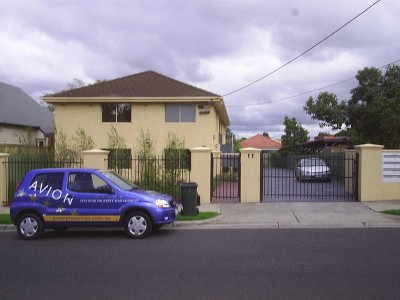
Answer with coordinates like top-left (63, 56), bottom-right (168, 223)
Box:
top-left (0, 0), bottom-right (399, 140)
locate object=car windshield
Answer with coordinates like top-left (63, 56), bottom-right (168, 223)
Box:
top-left (101, 171), bottom-right (138, 191)
top-left (303, 159), bottom-right (326, 167)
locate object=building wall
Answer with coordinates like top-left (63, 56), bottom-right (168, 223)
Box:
top-left (355, 144), bottom-right (400, 202)
top-left (0, 124), bottom-right (46, 146)
top-left (54, 102), bottom-right (225, 155)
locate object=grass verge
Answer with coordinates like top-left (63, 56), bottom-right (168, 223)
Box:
top-left (0, 214), bottom-right (12, 224)
top-left (177, 211), bottom-right (219, 221)
top-left (381, 209), bottom-right (400, 216)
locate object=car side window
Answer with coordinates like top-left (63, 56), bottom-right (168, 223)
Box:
top-left (68, 172), bottom-right (111, 193)
top-left (30, 173), bottom-right (64, 191)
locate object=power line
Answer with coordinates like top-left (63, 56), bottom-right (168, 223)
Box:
top-left (222, 0), bottom-right (382, 98)
top-left (226, 78), bottom-right (355, 108)
top-left (226, 58), bottom-right (400, 108)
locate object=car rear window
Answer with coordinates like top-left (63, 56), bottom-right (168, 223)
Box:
top-left (30, 173), bottom-right (64, 190)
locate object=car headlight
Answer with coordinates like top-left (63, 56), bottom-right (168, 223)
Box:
top-left (155, 199), bottom-right (170, 208)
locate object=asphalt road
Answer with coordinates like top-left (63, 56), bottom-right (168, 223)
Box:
top-left (1, 228), bottom-right (399, 300)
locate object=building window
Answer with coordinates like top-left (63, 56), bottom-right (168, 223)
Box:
top-left (102, 103), bottom-right (131, 122)
top-left (36, 139), bottom-right (46, 147)
top-left (165, 103), bottom-right (195, 122)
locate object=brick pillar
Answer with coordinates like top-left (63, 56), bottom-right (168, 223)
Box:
top-left (190, 147), bottom-right (212, 204)
top-left (240, 148), bottom-right (261, 203)
top-left (354, 144), bottom-right (384, 202)
top-left (82, 149), bottom-right (110, 169)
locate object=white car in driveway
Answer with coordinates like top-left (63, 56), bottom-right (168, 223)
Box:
top-left (295, 158), bottom-right (330, 182)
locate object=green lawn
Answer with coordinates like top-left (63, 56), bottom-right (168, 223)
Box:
top-left (177, 211), bottom-right (219, 221)
top-left (0, 214), bottom-right (12, 224)
top-left (381, 209), bottom-right (400, 216)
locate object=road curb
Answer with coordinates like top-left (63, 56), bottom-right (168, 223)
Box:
top-left (0, 225), bottom-right (15, 232)
top-left (171, 215), bottom-right (223, 227)
top-left (1, 222), bottom-right (400, 233)
top-left (172, 222), bottom-right (400, 229)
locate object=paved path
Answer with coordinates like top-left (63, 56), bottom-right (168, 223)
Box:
top-left (2, 200), bottom-right (400, 231)
top-left (176, 200), bottom-right (400, 229)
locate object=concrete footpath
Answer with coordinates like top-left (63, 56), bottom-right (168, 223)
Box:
top-left (1, 201), bottom-right (400, 231)
top-left (174, 201), bottom-right (400, 229)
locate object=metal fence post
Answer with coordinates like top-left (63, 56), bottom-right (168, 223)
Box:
top-left (0, 153), bottom-right (10, 206)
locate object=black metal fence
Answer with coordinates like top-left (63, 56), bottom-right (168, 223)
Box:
top-left (261, 152), bottom-right (358, 202)
top-left (211, 153), bottom-right (240, 203)
top-left (4, 154), bottom-right (83, 205)
top-left (107, 154), bottom-right (191, 202)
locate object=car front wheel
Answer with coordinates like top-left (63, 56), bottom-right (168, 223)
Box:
top-left (124, 211), bottom-right (152, 239)
top-left (17, 213), bottom-right (44, 240)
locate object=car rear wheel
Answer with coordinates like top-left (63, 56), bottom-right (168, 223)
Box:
top-left (17, 213), bottom-right (44, 240)
top-left (124, 211), bottom-right (152, 239)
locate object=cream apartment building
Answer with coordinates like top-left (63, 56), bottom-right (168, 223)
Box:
top-left (43, 71), bottom-right (230, 155)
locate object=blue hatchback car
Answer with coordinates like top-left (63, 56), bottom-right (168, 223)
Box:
top-left (10, 168), bottom-right (178, 240)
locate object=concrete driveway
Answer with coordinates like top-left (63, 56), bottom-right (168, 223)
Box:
top-left (262, 167), bottom-right (356, 202)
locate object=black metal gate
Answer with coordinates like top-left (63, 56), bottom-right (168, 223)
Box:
top-left (261, 152), bottom-right (358, 202)
top-left (211, 153), bottom-right (240, 203)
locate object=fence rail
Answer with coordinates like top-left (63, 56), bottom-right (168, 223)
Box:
top-left (4, 155), bottom-right (83, 205)
top-left (261, 152), bottom-right (358, 202)
top-left (107, 155), bottom-right (191, 202)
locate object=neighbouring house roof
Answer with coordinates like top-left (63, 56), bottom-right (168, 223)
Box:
top-left (240, 134), bottom-right (282, 150)
top-left (0, 82), bottom-right (54, 135)
top-left (44, 70), bottom-right (229, 126)
top-left (297, 135), bottom-right (351, 153)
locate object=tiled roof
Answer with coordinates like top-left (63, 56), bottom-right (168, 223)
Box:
top-left (240, 134), bottom-right (282, 150)
top-left (49, 71), bottom-right (221, 98)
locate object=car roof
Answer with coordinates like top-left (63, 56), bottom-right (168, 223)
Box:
top-left (28, 168), bottom-right (101, 173)
top-left (301, 157), bottom-right (324, 161)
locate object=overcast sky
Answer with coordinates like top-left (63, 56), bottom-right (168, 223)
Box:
top-left (1, 0), bottom-right (399, 139)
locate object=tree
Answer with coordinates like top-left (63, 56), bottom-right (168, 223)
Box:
top-left (281, 116), bottom-right (309, 150)
top-left (54, 126), bottom-right (95, 161)
top-left (18, 126), bottom-right (35, 147)
top-left (225, 127), bottom-right (243, 153)
top-left (304, 65), bottom-right (400, 148)
top-left (304, 92), bottom-right (346, 130)
top-left (107, 125), bottom-right (129, 170)
top-left (108, 125), bottom-right (127, 150)
top-left (66, 78), bottom-right (87, 90)
top-left (135, 128), bottom-right (156, 157)
top-left (234, 137), bottom-right (245, 153)
top-left (72, 128), bottom-right (95, 157)
top-left (54, 126), bottom-right (73, 160)
top-left (39, 98), bottom-right (55, 112)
